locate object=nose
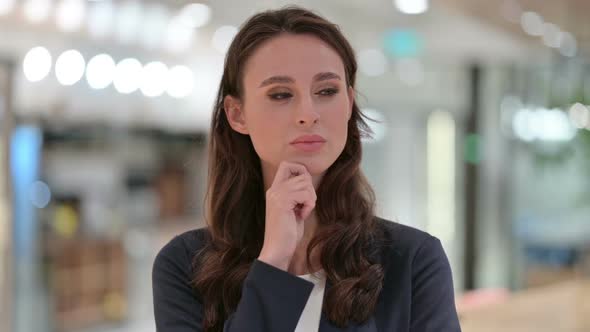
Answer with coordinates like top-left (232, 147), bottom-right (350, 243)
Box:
top-left (295, 96), bottom-right (319, 126)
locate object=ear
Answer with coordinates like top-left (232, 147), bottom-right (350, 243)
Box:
top-left (224, 95), bottom-right (249, 135)
top-left (346, 85), bottom-right (355, 120)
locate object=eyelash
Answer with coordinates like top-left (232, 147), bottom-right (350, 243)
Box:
top-left (268, 88), bottom-right (339, 100)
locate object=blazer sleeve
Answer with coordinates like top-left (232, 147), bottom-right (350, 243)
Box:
top-left (410, 236), bottom-right (462, 332)
top-left (152, 235), bottom-right (314, 332)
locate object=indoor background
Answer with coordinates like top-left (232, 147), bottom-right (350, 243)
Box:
top-left (0, 0), bottom-right (589, 331)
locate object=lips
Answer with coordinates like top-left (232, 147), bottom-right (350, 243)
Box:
top-left (290, 134), bottom-right (326, 144)
top-left (290, 135), bottom-right (326, 152)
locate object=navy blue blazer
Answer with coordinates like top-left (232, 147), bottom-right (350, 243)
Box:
top-left (152, 217), bottom-right (462, 331)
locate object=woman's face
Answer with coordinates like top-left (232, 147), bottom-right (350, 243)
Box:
top-left (225, 33), bottom-right (354, 183)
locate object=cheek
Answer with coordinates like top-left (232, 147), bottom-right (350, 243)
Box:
top-left (325, 101), bottom-right (350, 135)
top-left (246, 113), bottom-right (284, 160)
top-left (332, 122), bottom-right (349, 152)
top-left (328, 104), bottom-right (351, 154)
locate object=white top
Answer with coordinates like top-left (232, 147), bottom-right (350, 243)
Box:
top-left (294, 270), bottom-right (326, 332)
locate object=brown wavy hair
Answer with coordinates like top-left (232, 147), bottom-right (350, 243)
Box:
top-left (192, 6), bottom-right (384, 331)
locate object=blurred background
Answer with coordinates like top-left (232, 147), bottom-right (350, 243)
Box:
top-left (1, 0), bottom-right (589, 331)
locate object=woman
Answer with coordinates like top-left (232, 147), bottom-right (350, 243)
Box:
top-left (152, 6), bottom-right (461, 332)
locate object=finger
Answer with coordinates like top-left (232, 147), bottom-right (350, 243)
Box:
top-left (265, 173), bottom-right (314, 211)
top-left (284, 173), bottom-right (314, 190)
top-left (291, 189), bottom-right (316, 220)
top-left (298, 200), bottom-right (315, 221)
top-left (274, 161), bottom-right (309, 183)
top-left (290, 189), bottom-right (315, 208)
top-left (299, 188), bottom-right (316, 220)
top-left (293, 203), bottom-right (304, 220)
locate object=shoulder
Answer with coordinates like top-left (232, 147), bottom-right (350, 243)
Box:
top-left (161, 227), bottom-right (210, 256)
top-left (371, 216), bottom-right (448, 270)
top-left (373, 216), bottom-right (436, 253)
top-left (153, 227), bottom-right (211, 277)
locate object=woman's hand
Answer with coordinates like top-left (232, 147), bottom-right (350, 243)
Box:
top-left (258, 161), bottom-right (316, 271)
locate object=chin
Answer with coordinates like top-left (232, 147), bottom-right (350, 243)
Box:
top-left (290, 157), bottom-right (335, 176)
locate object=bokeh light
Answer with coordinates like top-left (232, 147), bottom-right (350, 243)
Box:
top-left (165, 16), bottom-right (195, 53)
top-left (113, 58), bottom-right (143, 94)
top-left (166, 65), bottom-right (194, 98)
top-left (176, 3), bottom-right (211, 28)
top-left (568, 103), bottom-right (590, 129)
top-left (394, 0), bottom-right (429, 15)
top-left (513, 108), bottom-right (576, 142)
top-left (55, 0), bottom-right (86, 32)
top-left (29, 180), bottom-right (51, 208)
top-left (140, 61), bottom-right (168, 97)
top-left (520, 12), bottom-right (544, 36)
top-left (358, 49), bottom-right (388, 77)
top-left (558, 32), bottom-right (577, 57)
top-left (55, 49), bottom-right (86, 86)
top-left (23, 46), bottom-right (52, 82)
top-left (23, 0), bottom-right (52, 23)
top-left (86, 53), bottom-right (116, 90)
top-left (541, 23), bottom-right (561, 48)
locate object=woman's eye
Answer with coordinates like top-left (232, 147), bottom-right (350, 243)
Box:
top-left (317, 88), bottom-right (339, 96)
top-left (268, 92), bottom-right (292, 100)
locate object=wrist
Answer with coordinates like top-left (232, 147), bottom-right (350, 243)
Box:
top-left (257, 251), bottom-right (290, 271)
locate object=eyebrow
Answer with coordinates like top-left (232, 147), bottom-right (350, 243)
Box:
top-left (258, 71), bottom-right (342, 88)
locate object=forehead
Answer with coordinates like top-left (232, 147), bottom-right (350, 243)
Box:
top-left (242, 33), bottom-right (346, 85)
